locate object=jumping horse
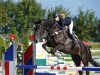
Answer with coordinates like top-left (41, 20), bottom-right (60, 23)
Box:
top-left (34, 19), bottom-right (100, 75)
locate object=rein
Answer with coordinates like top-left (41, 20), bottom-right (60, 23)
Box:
top-left (47, 22), bottom-right (63, 36)
top-left (47, 22), bottom-right (68, 39)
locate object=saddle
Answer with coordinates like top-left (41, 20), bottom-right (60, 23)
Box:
top-left (64, 32), bottom-right (79, 50)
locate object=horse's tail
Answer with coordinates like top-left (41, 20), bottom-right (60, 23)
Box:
top-left (90, 58), bottom-right (100, 67)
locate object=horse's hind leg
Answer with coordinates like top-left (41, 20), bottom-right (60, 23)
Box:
top-left (71, 54), bottom-right (83, 75)
top-left (81, 46), bottom-right (91, 75)
top-left (82, 54), bottom-right (90, 75)
top-left (82, 59), bottom-right (89, 75)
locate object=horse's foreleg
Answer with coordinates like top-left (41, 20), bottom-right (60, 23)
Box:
top-left (42, 42), bottom-right (51, 53)
top-left (50, 44), bottom-right (64, 56)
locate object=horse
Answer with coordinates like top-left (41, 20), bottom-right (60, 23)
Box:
top-left (34, 19), bottom-right (100, 75)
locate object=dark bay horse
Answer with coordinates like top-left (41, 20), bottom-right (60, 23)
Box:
top-left (34, 19), bottom-right (100, 75)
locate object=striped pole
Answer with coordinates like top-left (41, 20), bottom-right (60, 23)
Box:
top-left (23, 43), bottom-right (33, 75)
top-left (16, 65), bottom-right (100, 71)
top-left (13, 41), bottom-right (17, 75)
top-left (2, 54), bottom-right (4, 75)
top-left (3, 41), bottom-right (17, 75)
top-left (33, 41), bottom-right (36, 75)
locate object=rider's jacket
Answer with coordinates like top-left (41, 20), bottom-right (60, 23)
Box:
top-left (57, 17), bottom-right (71, 30)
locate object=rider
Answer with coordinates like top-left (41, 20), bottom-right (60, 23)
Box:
top-left (53, 12), bottom-right (78, 48)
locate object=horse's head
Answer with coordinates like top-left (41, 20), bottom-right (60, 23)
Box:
top-left (34, 20), bottom-right (42, 43)
top-left (34, 19), bottom-right (55, 43)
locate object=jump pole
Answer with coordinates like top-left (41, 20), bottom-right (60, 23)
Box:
top-left (16, 65), bottom-right (100, 71)
top-left (33, 41), bottom-right (36, 75)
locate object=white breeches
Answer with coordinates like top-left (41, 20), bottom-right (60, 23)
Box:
top-left (69, 20), bottom-right (73, 34)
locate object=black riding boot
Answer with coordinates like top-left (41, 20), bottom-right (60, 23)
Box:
top-left (70, 34), bottom-right (78, 47)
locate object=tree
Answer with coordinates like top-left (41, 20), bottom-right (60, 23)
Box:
top-left (14, 0), bottom-right (45, 35)
top-left (95, 19), bottom-right (100, 42)
top-left (0, 0), bottom-right (45, 39)
top-left (23, 35), bottom-right (29, 51)
top-left (0, 1), bottom-right (10, 28)
top-left (0, 37), bottom-right (5, 59)
top-left (5, 0), bottom-right (17, 27)
top-left (47, 5), bottom-right (70, 19)
top-left (0, 0), bottom-right (17, 34)
top-left (73, 8), bottom-right (98, 41)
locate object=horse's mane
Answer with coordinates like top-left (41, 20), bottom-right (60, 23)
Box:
top-left (42, 19), bottom-right (55, 25)
top-left (35, 19), bottom-right (55, 24)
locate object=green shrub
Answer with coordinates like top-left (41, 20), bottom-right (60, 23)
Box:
top-left (0, 37), bottom-right (5, 59)
top-left (90, 42), bottom-right (100, 49)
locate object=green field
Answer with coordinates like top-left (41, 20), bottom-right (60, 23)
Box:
top-left (91, 49), bottom-right (100, 56)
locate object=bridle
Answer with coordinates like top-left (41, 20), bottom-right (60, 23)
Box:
top-left (45, 22), bottom-right (63, 36)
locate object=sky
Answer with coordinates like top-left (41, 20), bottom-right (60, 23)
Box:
top-left (13, 0), bottom-right (100, 18)
top-left (36, 0), bottom-right (100, 18)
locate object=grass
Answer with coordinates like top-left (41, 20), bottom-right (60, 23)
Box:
top-left (91, 48), bottom-right (100, 50)
top-left (90, 42), bottom-right (100, 49)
